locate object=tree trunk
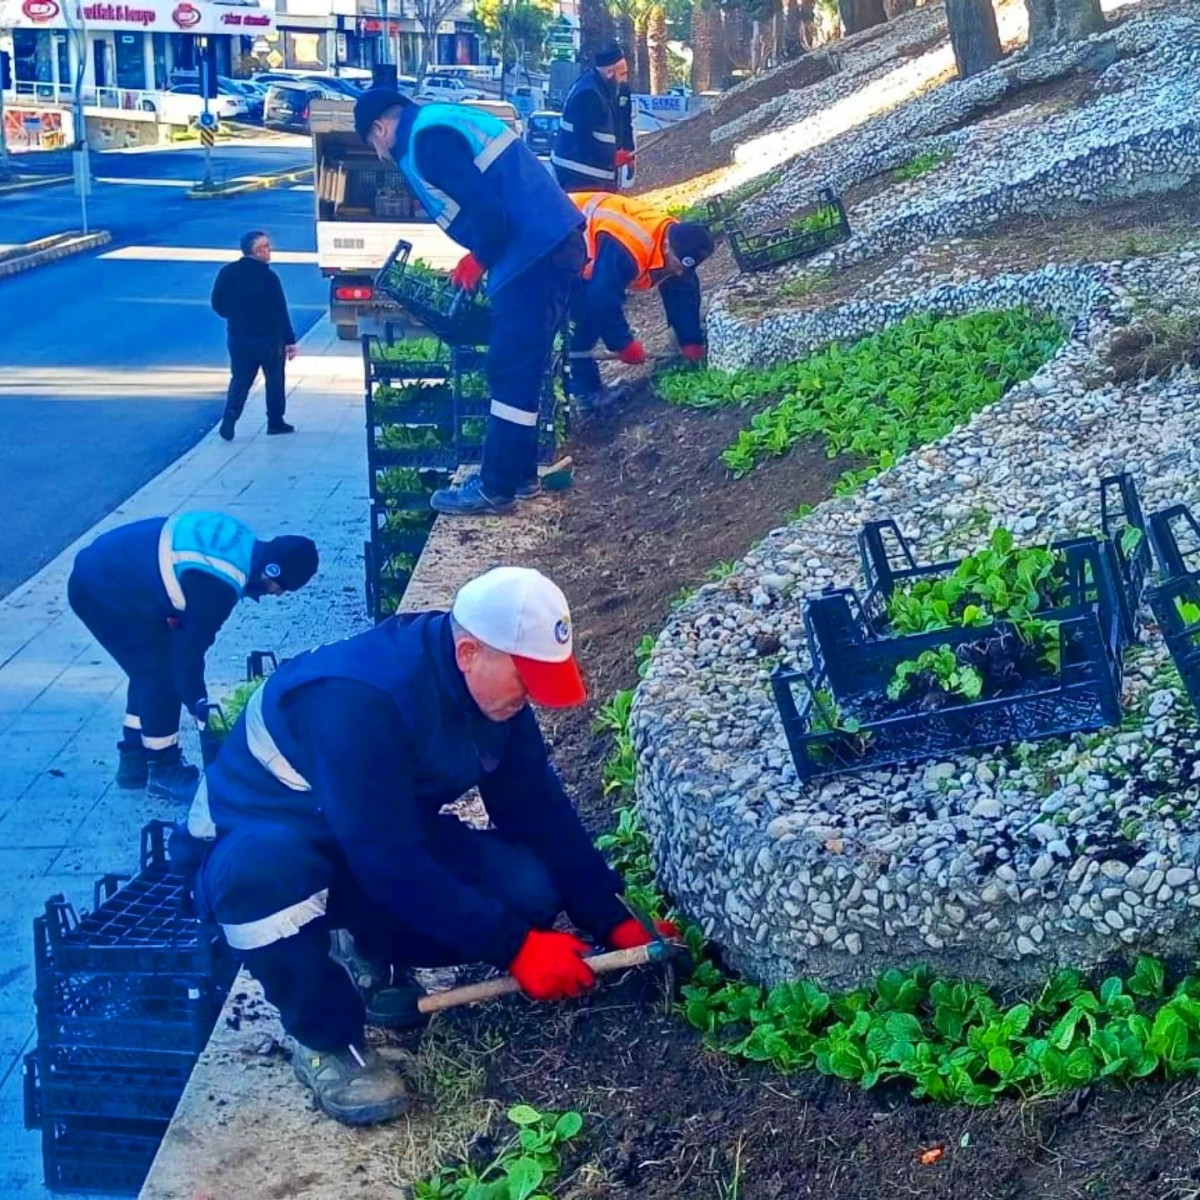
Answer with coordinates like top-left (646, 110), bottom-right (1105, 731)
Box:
top-left (690, 0), bottom-right (716, 91)
top-left (1025, 0), bottom-right (1105, 55)
top-left (580, 0), bottom-right (615, 64)
top-left (784, 0), bottom-right (805, 57)
top-left (799, 0), bottom-right (819, 48)
top-left (723, 5), bottom-right (751, 75)
top-left (634, 11), bottom-right (652, 93)
top-left (648, 5), bottom-right (670, 92)
top-left (945, 0), bottom-right (1002, 77)
top-left (837, 0), bottom-right (888, 35)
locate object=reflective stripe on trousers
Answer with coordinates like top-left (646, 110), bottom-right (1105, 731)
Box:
top-left (220, 888), bottom-right (330, 950)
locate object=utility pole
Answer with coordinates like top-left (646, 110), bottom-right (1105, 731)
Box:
top-left (199, 37), bottom-right (214, 190)
top-left (66, 4), bottom-right (90, 232)
top-left (0, 50), bottom-right (12, 183)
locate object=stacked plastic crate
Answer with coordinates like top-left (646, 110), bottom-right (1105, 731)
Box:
top-left (24, 822), bottom-right (236, 1195)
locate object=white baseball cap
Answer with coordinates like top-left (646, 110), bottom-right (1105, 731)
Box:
top-left (451, 566), bottom-right (586, 708)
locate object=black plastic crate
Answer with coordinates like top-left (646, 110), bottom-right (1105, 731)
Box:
top-left (726, 187), bottom-right (850, 272)
top-left (35, 957), bottom-right (228, 1054)
top-left (774, 535), bottom-right (1126, 780)
top-left (365, 537), bottom-right (417, 623)
top-left (370, 464), bottom-right (451, 509)
top-left (1146, 502), bottom-right (1200, 710)
top-left (36, 823), bottom-right (228, 978)
top-left (25, 1046), bottom-right (192, 1125)
top-left (374, 238), bottom-right (491, 346)
top-left (37, 1116), bottom-right (167, 1196)
top-left (856, 474), bottom-right (1146, 645)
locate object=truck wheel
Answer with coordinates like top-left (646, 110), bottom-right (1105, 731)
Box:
top-left (336, 324), bottom-right (358, 342)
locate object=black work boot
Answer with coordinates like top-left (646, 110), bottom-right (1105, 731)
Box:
top-left (115, 740), bottom-right (148, 790)
top-left (145, 746), bottom-right (200, 805)
top-left (330, 930), bottom-right (428, 1029)
top-left (219, 414), bottom-right (236, 441)
top-left (292, 1041), bottom-right (410, 1126)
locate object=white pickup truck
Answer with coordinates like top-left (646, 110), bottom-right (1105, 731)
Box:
top-left (310, 98), bottom-right (521, 338)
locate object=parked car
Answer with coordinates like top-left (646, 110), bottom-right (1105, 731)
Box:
top-left (297, 73), bottom-right (364, 99)
top-left (263, 82), bottom-right (326, 133)
top-left (417, 75), bottom-right (485, 102)
top-left (524, 109), bottom-right (560, 155)
top-left (158, 85), bottom-right (247, 125)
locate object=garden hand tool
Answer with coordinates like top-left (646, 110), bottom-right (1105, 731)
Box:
top-left (614, 894), bottom-right (692, 996)
top-left (567, 350), bottom-right (673, 363)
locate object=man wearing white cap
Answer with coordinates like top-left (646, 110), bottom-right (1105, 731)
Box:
top-left (193, 567), bottom-right (666, 1126)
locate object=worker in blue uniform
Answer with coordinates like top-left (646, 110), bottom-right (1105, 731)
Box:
top-left (191, 567), bottom-right (675, 1126)
top-left (354, 89), bottom-right (585, 517)
top-left (67, 513), bottom-right (318, 803)
top-left (551, 43), bottom-right (633, 193)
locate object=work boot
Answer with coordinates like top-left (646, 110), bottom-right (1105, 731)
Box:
top-left (145, 747), bottom-right (200, 805)
top-left (218, 414), bottom-right (236, 442)
top-left (292, 1041), bottom-right (410, 1126)
top-left (575, 386), bottom-right (627, 422)
top-left (267, 420), bottom-right (296, 435)
top-left (514, 477), bottom-right (543, 501)
top-left (115, 741), bottom-right (148, 790)
top-left (430, 476), bottom-right (515, 517)
top-left (330, 930), bottom-right (428, 1029)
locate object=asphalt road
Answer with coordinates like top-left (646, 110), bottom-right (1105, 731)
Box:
top-left (0, 141), bottom-right (327, 598)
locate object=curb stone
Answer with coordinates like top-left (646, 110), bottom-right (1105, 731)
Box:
top-left (0, 173), bottom-right (73, 197)
top-left (0, 230), bottom-right (112, 279)
top-left (185, 165), bottom-right (313, 200)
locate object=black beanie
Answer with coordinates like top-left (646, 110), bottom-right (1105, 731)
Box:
top-left (261, 536), bottom-right (319, 592)
top-left (668, 222), bottom-right (716, 270)
top-left (353, 87), bottom-right (409, 142)
top-left (595, 42), bottom-right (625, 67)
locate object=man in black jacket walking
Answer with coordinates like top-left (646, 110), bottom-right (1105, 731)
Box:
top-left (551, 43), bottom-right (633, 194)
top-left (211, 230), bottom-right (298, 440)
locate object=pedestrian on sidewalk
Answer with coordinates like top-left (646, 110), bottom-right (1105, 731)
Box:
top-left (568, 192), bottom-right (713, 415)
top-left (190, 567), bottom-right (675, 1126)
top-left (354, 88), bottom-right (585, 517)
top-left (551, 42), bottom-right (634, 193)
top-left (211, 230), bottom-right (298, 440)
top-left (67, 512), bottom-right (318, 804)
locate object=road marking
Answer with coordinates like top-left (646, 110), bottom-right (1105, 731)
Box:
top-left (0, 365), bottom-right (229, 397)
top-left (289, 184), bottom-right (314, 193)
top-left (99, 246), bottom-right (318, 264)
top-left (94, 177), bottom-right (196, 188)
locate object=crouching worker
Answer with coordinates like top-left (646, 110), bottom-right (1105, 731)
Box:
top-left (192, 567), bottom-right (668, 1126)
top-left (569, 192), bottom-right (714, 416)
top-left (67, 512), bottom-right (318, 803)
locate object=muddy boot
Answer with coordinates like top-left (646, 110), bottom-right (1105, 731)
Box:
top-left (115, 741), bottom-right (148, 790)
top-left (145, 746), bottom-right (200, 805)
top-left (292, 1042), bottom-right (410, 1126)
top-left (330, 930), bottom-right (428, 1029)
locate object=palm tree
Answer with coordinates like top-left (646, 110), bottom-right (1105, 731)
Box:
top-left (580, 0), bottom-right (615, 63)
top-left (647, 4), bottom-right (670, 92)
top-left (691, 0), bottom-right (716, 91)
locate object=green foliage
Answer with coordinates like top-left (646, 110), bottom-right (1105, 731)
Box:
top-left (634, 634), bottom-right (656, 679)
top-left (887, 646), bottom-right (983, 703)
top-left (787, 205), bottom-right (843, 237)
top-left (1178, 597), bottom-right (1200, 627)
top-left (380, 424), bottom-right (447, 451)
top-left (594, 690), bottom-right (636, 799)
top-left (206, 677), bottom-right (265, 739)
top-left (658, 309), bottom-right (1065, 489)
top-left (894, 147), bottom-right (954, 182)
top-left (368, 336), bottom-right (444, 364)
top-left (415, 1105), bottom-right (583, 1200)
top-left (885, 526), bottom-right (1066, 671)
top-left (596, 673), bottom-right (1200, 1108)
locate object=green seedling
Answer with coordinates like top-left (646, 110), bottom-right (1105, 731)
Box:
top-left (888, 646), bottom-right (984, 703)
top-left (894, 147), bottom-right (954, 182)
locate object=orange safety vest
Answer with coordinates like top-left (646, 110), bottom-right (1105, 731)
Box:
top-left (574, 192), bottom-right (677, 292)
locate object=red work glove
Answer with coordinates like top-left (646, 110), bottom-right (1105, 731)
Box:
top-left (606, 917), bottom-right (682, 950)
top-left (680, 343), bottom-right (706, 363)
top-left (615, 149), bottom-right (635, 169)
top-left (509, 930), bottom-right (596, 1001)
top-left (450, 252), bottom-right (485, 294)
top-left (617, 339), bottom-right (647, 366)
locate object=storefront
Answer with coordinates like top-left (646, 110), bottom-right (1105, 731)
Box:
top-left (5, 0), bottom-right (274, 95)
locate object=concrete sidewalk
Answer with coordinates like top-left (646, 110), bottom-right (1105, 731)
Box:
top-left (0, 319), bottom-right (368, 1197)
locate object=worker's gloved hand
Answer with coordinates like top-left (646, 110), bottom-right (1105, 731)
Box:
top-left (450, 253), bottom-right (485, 294)
top-left (615, 149), bottom-right (636, 169)
top-left (680, 343), bottom-right (706, 363)
top-left (617, 340), bottom-right (648, 366)
top-left (606, 916), bottom-right (682, 951)
top-left (509, 930), bottom-right (595, 1001)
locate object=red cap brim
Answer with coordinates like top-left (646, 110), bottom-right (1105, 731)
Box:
top-left (512, 653), bottom-right (587, 708)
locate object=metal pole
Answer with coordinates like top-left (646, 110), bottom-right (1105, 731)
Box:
top-left (0, 67), bottom-right (11, 182)
top-left (379, 0), bottom-right (389, 63)
top-left (71, 10), bottom-right (89, 232)
top-left (200, 37), bottom-right (213, 190)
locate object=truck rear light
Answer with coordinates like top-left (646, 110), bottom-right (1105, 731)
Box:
top-left (335, 285), bottom-right (373, 302)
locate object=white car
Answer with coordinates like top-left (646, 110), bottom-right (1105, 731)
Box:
top-left (158, 85), bottom-right (248, 125)
top-left (418, 75), bottom-right (485, 102)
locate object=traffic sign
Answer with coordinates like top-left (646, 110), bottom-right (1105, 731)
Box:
top-left (200, 126), bottom-right (216, 147)
top-left (198, 110), bottom-right (217, 130)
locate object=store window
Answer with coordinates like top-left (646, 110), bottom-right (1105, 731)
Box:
top-left (171, 33), bottom-right (199, 72)
top-left (152, 33), bottom-right (169, 89)
top-left (13, 29), bottom-right (53, 83)
top-left (284, 32), bottom-right (326, 70)
top-left (114, 33), bottom-right (145, 89)
top-left (55, 34), bottom-right (71, 87)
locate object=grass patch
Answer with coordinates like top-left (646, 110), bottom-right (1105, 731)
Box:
top-left (596, 686), bottom-right (1200, 1108)
top-left (657, 307), bottom-right (1065, 491)
top-left (1107, 305), bottom-right (1200, 383)
top-left (894, 146), bottom-right (954, 182)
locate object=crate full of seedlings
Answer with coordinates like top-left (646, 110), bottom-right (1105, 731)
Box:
top-left (1146, 501), bottom-right (1200, 710)
top-left (724, 187), bottom-right (850, 273)
top-left (452, 359), bottom-right (565, 467)
top-left (374, 238), bottom-right (491, 347)
top-left (773, 514), bottom-right (1134, 781)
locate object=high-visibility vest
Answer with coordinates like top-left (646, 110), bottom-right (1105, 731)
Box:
top-left (158, 512), bottom-right (256, 611)
top-left (574, 192), bottom-right (676, 292)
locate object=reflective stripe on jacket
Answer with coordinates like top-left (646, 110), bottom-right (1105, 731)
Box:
top-left (551, 70), bottom-right (619, 191)
top-left (574, 192), bottom-right (676, 292)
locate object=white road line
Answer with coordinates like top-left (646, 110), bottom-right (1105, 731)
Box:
top-left (99, 246), bottom-right (318, 264)
top-left (94, 177), bottom-right (196, 188)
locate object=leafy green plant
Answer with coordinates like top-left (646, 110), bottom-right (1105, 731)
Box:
top-left (894, 147), bottom-right (954, 182)
top-left (380, 424), bottom-right (448, 451)
top-left (634, 633), bottom-right (656, 679)
top-left (206, 677), bottom-right (265, 739)
top-left (1178, 597), bottom-right (1200, 627)
top-left (415, 1105), bottom-right (583, 1200)
top-left (887, 646), bottom-right (984, 703)
top-left (369, 336), bottom-right (444, 364)
top-left (787, 204), bottom-right (842, 237)
top-left (659, 309), bottom-right (1065, 488)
